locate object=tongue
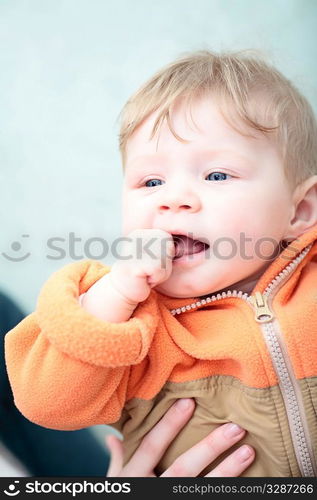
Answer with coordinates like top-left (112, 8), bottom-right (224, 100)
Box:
top-left (173, 235), bottom-right (206, 258)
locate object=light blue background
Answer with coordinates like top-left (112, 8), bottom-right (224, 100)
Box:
top-left (1, 0), bottom-right (317, 313)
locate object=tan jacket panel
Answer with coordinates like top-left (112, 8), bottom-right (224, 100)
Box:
top-left (114, 376), bottom-right (317, 477)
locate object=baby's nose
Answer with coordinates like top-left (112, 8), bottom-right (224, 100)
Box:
top-left (159, 202), bottom-right (194, 212)
top-left (158, 189), bottom-right (201, 213)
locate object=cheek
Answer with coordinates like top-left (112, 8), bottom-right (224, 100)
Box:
top-left (121, 193), bottom-right (153, 235)
top-left (247, 187), bottom-right (291, 237)
top-left (121, 193), bottom-right (138, 235)
top-left (226, 186), bottom-right (290, 230)
top-left (206, 190), bottom-right (290, 260)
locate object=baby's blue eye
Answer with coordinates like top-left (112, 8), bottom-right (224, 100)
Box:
top-left (145, 179), bottom-right (164, 187)
top-left (206, 172), bottom-right (231, 181)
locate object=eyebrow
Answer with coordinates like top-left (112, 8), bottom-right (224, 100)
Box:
top-left (126, 149), bottom-right (254, 170)
top-left (125, 155), bottom-right (164, 170)
top-left (197, 149), bottom-right (254, 165)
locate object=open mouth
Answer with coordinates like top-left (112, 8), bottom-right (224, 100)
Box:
top-left (172, 234), bottom-right (210, 260)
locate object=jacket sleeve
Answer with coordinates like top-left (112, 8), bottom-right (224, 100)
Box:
top-left (4, 260), bottom-right (159, 430)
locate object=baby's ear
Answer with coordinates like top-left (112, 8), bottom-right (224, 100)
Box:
top-left (285, 175), bottom-right (317, 240)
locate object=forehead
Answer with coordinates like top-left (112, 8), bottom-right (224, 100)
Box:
top-left (125, 95), bottom-right (277, 168)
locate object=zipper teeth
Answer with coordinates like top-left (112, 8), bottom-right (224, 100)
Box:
top-left (263, 321), bottom-right (314, 476)
top-left (170, 244), bottom-right (312, 316)
top-left (261, 243), bottom-right (315, 477)
top-left (170, 290), bottom-right (250, 315)
top-left (169, 243), bottom-right (315, 476)
top-left (263, 244), bottom-right (312, 298)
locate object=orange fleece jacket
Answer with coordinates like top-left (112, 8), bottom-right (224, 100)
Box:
top-left (4, 225), bottom-right (317, 430)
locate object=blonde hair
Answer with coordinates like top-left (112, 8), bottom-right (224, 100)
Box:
top-left (118, 50), bottom-right (317, 188)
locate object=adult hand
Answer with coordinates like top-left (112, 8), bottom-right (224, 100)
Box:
top-left (106, 398), bottom-right (255, 477)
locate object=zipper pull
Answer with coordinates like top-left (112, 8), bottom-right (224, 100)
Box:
top-left (249, 292), bottom-right (274, 323)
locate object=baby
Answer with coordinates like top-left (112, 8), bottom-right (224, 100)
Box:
top-left (5, 50), bottom-right (317, 477)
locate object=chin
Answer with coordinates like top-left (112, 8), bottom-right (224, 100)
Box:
top-left (158, 290), bottom-right (194, 299)
top-left (154, 285), bottom-right (187, 298)
top-left (154, 282), bottom-right (207, 299)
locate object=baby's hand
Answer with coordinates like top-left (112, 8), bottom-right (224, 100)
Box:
top-left (80, 229), bottom-right (175, 323)
top-left (110, 229), bottom-right (175, 305)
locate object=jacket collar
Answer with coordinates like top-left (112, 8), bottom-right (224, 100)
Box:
top-left (157, 224), bottom-right (317, 311)
top-left (254, 224), bottom-right (317, 295)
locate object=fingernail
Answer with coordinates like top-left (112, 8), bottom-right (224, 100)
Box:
top-left (175, 398), bottom-right (192, 410)
top-left (106, 432), bottom-right (123, 443)
top-left (223, 423), bottom-right (244, 438)
top-left (237, 445), bottom-right (253, 461)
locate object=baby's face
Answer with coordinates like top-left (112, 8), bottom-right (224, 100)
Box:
top-left (121, 95), bottom-right (295, 298)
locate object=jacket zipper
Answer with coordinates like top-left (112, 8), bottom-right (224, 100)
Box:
top-left (170, 243), bottom-right (316, 477)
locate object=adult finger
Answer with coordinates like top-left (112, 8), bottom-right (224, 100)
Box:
top-left (206, 444), bottom-right (255, 477)
top-left (123, 398), bottom-right (195, 476)
top-left (106, 434), bottom-right (124, 477)
top-left (161, 422), bottom-right (251, 477)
